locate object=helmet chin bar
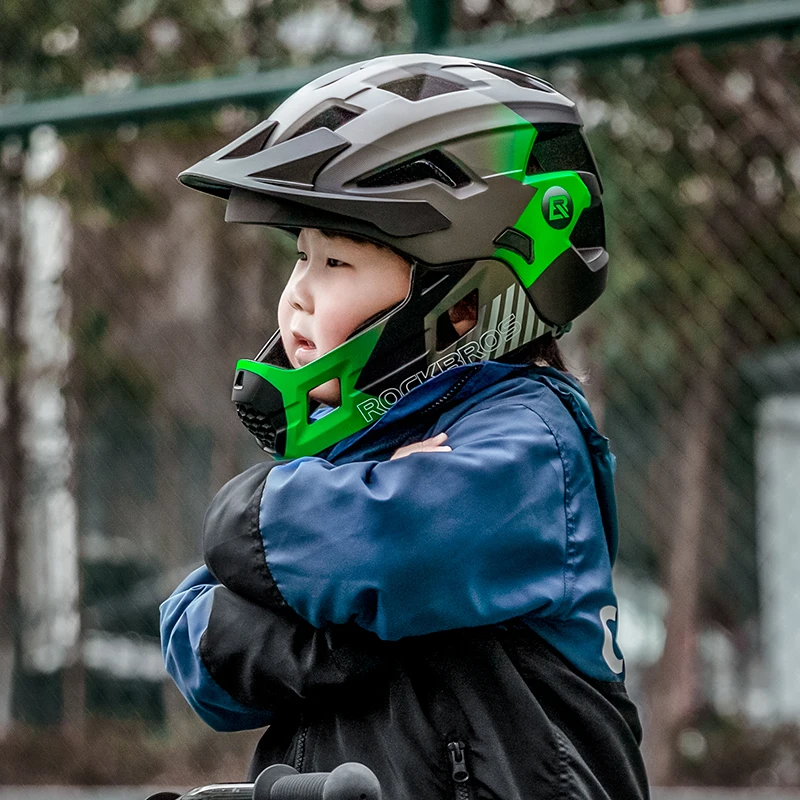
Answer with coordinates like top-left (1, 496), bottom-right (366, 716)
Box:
top-left (233, 367), bottom-right (286, 454)
top-left (231, 322), bottom-right (385, 459)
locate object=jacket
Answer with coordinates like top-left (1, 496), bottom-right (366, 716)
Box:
top-left (160, 361), bottom-right (650, 800)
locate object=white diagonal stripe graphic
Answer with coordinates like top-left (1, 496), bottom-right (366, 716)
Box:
top-left (485, 292), bottom-right (501, 358)
top-left (524, 297), bottom-right (537, 344)
top-left (509, 284), bottom-right (527, 353)
top-left (495, 283), bottom-right (517, 357)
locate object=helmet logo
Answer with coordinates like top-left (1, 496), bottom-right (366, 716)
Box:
top-left (542, 186), bottom-right (574, 230)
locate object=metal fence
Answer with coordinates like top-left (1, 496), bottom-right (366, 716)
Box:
top-left (1, 0), bottom-right (800, 792)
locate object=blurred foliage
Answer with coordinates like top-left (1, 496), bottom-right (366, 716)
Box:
top-left (0, 0), bottom-right (408, 99)
top-left (0, 717), bottom-right (260, 784)
top-left (1, 0), bottom-right (773, 101)
top-left (676, 712), bottom-right (800, 788)
top-left (75, 308), bottom-right (157, 411)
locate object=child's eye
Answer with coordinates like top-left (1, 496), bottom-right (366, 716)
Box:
top-left (326, 257), bottom-right (347, 267)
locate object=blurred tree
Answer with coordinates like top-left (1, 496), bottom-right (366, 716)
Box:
top-left (641, 38), bottom-right (800, 783)
top-left (0, 142), bottom-right (26, 738)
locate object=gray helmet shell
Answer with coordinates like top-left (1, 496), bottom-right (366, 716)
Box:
top-left (179, 53), bottom-right (605, 287)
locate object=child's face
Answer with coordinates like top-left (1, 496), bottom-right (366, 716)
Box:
top-left (278, 228), bottom-right (411, 405)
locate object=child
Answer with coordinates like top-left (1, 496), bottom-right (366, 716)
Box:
top-left (161, 54), bottom-right (650, 800)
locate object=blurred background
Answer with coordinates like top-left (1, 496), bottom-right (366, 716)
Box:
top-left (1, 0), bottom-right (799, 796)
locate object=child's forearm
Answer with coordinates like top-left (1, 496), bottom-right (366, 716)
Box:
top-left (160, 566), bottom-right (274, 731)
top-left (160, 565), bottom-right (388, 731)
top-left (201, 585), bottom-right (389, 710)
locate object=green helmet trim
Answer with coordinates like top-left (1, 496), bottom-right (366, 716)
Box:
top-left (493, 169), bottom-right (592, 290)
top-left (485, 112), bottom-right (593, 290)
top-left (235, 323), bottom-right (383, 459)
top-left (488, 120), bottom-right (538, 181)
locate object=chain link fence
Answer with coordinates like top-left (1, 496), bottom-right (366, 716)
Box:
top-left (1, 0), bottom-right (800, 792)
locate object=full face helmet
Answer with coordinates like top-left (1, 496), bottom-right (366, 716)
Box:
top-left (179, 53), bottom-right (608, 459)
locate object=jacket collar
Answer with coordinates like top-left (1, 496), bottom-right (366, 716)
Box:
top-left (326, 360), bottom-right (520, 463)
top-left (328, 360), bottom-right (583, 461)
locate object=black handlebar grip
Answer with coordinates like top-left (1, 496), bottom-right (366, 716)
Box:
top-left (253, 763), bottom-right (381, 800)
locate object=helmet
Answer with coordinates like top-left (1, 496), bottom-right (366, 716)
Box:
top-left (179, 53), bottom-right (608, 459)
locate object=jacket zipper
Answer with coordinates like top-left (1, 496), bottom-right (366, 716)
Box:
top-left (377, 369), bottom-right (478, 455)
top-left (447, 741), bottom-right (470, 800)
top-left (423, 371), bottom-right (476, 416)
top-left (293, 724), bottom-right (308, 772)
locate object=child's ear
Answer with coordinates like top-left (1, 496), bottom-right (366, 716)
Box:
top-left (447, 290), bottom-right (478, 332)
top-left (437, 290), bottom-right (478, 350)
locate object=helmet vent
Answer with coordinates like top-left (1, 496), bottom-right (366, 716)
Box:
top-left (526, 125), bottom-right (596, 176)
top-left (472, 63), bottom-right (555, 93)
top-left (307, 380), bottom-right (340, 423)
top-left (288, 105), bottom-right (361, 140)
top-left (436, 289), bottom-right (478, 352)
top-left (220, 121), bottom-right (277, 160)
top-left (357, 150), bottom-right (470, 189)
top-left (236, 404), bottom-right (278, 453)
top-left (379, 74), bottom-right (465, 101)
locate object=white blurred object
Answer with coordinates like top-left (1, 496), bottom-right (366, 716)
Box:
top-left (699, 627), bottom-right (738, 718)
top-left (18, 130), bottom-right (80, 674)
top-left (84, 632), bottom-right (165, 681)
top-left (361, 0), bottom-right (403, 10)
top-left (614, 570), bottom-right (667, 668)
top-left (755, 394), bottom-right (800, 722)
top-left (277, 3), bottom-right (375, 57)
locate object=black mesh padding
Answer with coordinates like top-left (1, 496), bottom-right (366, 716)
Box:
top-left (236, 404), bottom-right (277, 452)
top-left (288, 106), bottom-right (361, 140)
top-left (358, 150), bottom-right (471, 189)
top-left (526, 125), bottom-right (596, 176)
top-left (379, 74), bottom-right (465, 101)
top-left (472, 63), bottom-right (555, 93)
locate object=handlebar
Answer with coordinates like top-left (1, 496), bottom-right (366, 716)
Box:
top-left (145, 762), bottom-right (381, 800)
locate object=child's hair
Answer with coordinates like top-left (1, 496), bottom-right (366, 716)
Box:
top-left (512, 334), bottom-right (576, 377)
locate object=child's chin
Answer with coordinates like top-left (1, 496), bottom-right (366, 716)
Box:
top-left (308, 378), bottom-right (341, 408)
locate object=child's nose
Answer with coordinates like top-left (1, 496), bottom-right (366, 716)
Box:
top-left (287, 273), bottom-right (314, 313)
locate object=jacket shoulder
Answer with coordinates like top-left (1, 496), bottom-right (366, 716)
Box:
top-left (444, 373), bottom-right (588, 448)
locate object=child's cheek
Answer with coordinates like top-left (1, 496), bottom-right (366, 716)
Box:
top-left (276, 293), bottom-right (296, 367)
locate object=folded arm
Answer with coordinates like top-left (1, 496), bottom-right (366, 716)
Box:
top-left (204, 398), bottom-right (570, 641)
top-left (160, 565), bottom-right (388, 731)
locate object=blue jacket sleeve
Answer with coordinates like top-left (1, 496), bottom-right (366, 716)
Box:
top-left (160, 565), bottom-right (274, 732)
top-left (161, 565), bottom-right (390, 731)
top-left (256, 400), bottom-right (570, 641)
